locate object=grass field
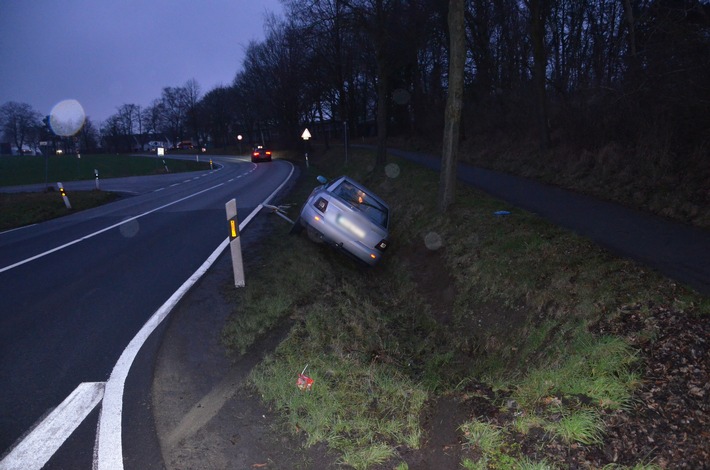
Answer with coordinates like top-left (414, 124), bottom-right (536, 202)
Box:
top-left (221, 146), bottom-right (707, 469)
top-left (0, 153), bottom-right (210, 187)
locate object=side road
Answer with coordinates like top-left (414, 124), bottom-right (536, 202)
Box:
top-left (384, 147), bottom-right (710, 297)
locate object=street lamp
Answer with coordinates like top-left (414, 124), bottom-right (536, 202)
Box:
top-left (237, 134), bottom-right (243, 155)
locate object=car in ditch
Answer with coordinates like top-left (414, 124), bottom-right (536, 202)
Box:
top-left (292, 175), bottom-right (390, 266)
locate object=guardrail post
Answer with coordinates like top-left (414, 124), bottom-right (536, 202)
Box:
top-left (57, 182), bottom-right (72, 209)
top-left (225, 199), bottom-right (245, 287)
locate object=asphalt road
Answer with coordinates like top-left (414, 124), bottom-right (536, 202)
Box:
top-left (0, 156), bottom-right (294, 466)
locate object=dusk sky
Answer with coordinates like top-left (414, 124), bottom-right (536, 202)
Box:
top-left (0, 0), bottom-right (283, 124)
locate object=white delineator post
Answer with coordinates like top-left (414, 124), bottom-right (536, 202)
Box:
top-left (57, 182), bottom-right (72, 209)
top-left (225, 199), bottom-right (245, 287)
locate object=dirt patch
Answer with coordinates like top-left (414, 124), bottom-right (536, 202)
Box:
top-left (402, 241), bottom-right (456, 325)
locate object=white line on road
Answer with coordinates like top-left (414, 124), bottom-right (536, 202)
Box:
top-left (95, 162), bottom-right (295, 470)
top-left (0, 382), bottom-right (105, 470)
top-left (0, 183), bottom-right (224, 274)
top-left (0, 224), bottom-right (37, 235)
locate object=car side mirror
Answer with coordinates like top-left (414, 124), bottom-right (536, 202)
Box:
top-left (316, 175), bottom-right (328, 184)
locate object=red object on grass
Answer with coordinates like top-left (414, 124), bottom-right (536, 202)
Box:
top-left (297, 374), bottom-right (314, 391)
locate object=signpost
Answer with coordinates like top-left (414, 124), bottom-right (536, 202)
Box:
top-left (225, 199), bottom-right (245, 287)
top-left (57, 182), bottom-right (72, 209)
top-left (301, 128), bottom-right (311, 168)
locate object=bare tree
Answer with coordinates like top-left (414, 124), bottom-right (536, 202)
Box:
top-left (117, 104), bottom-right (141, 149)
top-left (438, 0), bottom-right (465, 212)
top-left (0, 101), bottom-right (42, 154)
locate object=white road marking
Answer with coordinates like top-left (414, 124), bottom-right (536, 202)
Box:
top-left (0, 224), bottom-right (37, 235)
top-left (95, 162), bottom-right (295, 470)
top-left (0, 163), bottom-right (294, 469)
top-left (0, 183), bottom-right (224, 274)
top-left (0, 382), bottom-right (105, 470)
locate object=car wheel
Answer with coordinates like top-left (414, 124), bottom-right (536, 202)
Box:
top-left (289, 217), bottom-right (305, 235)
top-left (305, 224), bottom-right (324, 243)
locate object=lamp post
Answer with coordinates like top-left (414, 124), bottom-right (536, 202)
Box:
top-left (237, 134), bottom-right (243, 155)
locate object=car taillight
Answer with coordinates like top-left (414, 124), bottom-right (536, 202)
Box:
top-left (314, 197), bottom-right (328, 213)
top-left (252, 151), bottom-right (258, 157)
top-left (376, 239), bottom-right (389, 251)
top-left (265, 151), bottom-right (272, 156)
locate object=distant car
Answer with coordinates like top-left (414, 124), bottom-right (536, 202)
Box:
top-left (251, 145), bottom-right (272, 162)
top-left (177, 141), bottom-right (194, 150)
top-left (292, 175), bottom-right (390, 266)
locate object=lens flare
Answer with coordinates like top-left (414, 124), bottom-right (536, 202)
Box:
top-left (119, 218), bottom-right (140, 238)
top-left (50, 99), bottom-right (86, 136)
top-left (385, 163), bottom-right (401, 179)
top-left (424, 231), bottom-right (443, 251)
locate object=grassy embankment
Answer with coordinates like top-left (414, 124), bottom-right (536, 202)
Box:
top-left (0, 154), bottom-right (210, 230)
top-left (221, 146), bottom-right (708, 469)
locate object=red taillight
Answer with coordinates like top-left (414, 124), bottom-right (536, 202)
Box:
top-left (252, 152), bottom-right (258, 157)
top-left (314, 197), bottom-right (328, 212)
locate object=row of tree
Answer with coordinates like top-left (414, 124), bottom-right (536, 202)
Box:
top-left (4, 0), bottom-right (709, 170)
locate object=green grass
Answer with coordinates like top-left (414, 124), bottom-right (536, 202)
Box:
top-left (0, 190), bottom-right (121, 230)
top-left (0, 154), bottom-right (211, 187)
top-left (220, 146), bottom-right (707, 468)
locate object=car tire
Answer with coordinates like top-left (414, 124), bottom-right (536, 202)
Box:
top-left (289, 217), bottom-right (304, 235)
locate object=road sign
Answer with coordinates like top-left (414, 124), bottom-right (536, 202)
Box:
top-left (301, 128), bottom-right (312, 140)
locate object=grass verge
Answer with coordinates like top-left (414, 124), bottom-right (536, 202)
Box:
top-left (222, 146), bottom-right (707, 469)
top-left (0, 190), bottom-right (121, 230)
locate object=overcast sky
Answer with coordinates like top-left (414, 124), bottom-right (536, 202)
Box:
top-left (0, 0), bottom-right (283, 124)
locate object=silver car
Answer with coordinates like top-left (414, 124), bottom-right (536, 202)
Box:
top-left (292, 175), bottom-right (390, 265)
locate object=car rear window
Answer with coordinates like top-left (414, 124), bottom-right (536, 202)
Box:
top-left (331, 180), bottom-right (388, 227)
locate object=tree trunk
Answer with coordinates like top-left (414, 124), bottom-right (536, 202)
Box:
top-left (528, 0), bottom-right (551, 149)
top-left (437, 0), bottom-right (466, 212)
top-left (375, 61), bottom-right (389, 168)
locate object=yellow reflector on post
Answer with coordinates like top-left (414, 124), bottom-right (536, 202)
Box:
top-left (230, 219), bottom-right (237, 239)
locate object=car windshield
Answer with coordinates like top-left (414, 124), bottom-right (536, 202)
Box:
top-left (331, 180), bottom-right (388, 227)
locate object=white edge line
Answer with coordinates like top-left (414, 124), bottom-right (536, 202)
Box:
top-left (0, 223), bottom-right (38, 236)
top-left (0, 183), bottom-right (224, 274)
top-left (0, 382), bottom-right (105, 470)
top-left (95, 161), bottom-right (294, 470)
